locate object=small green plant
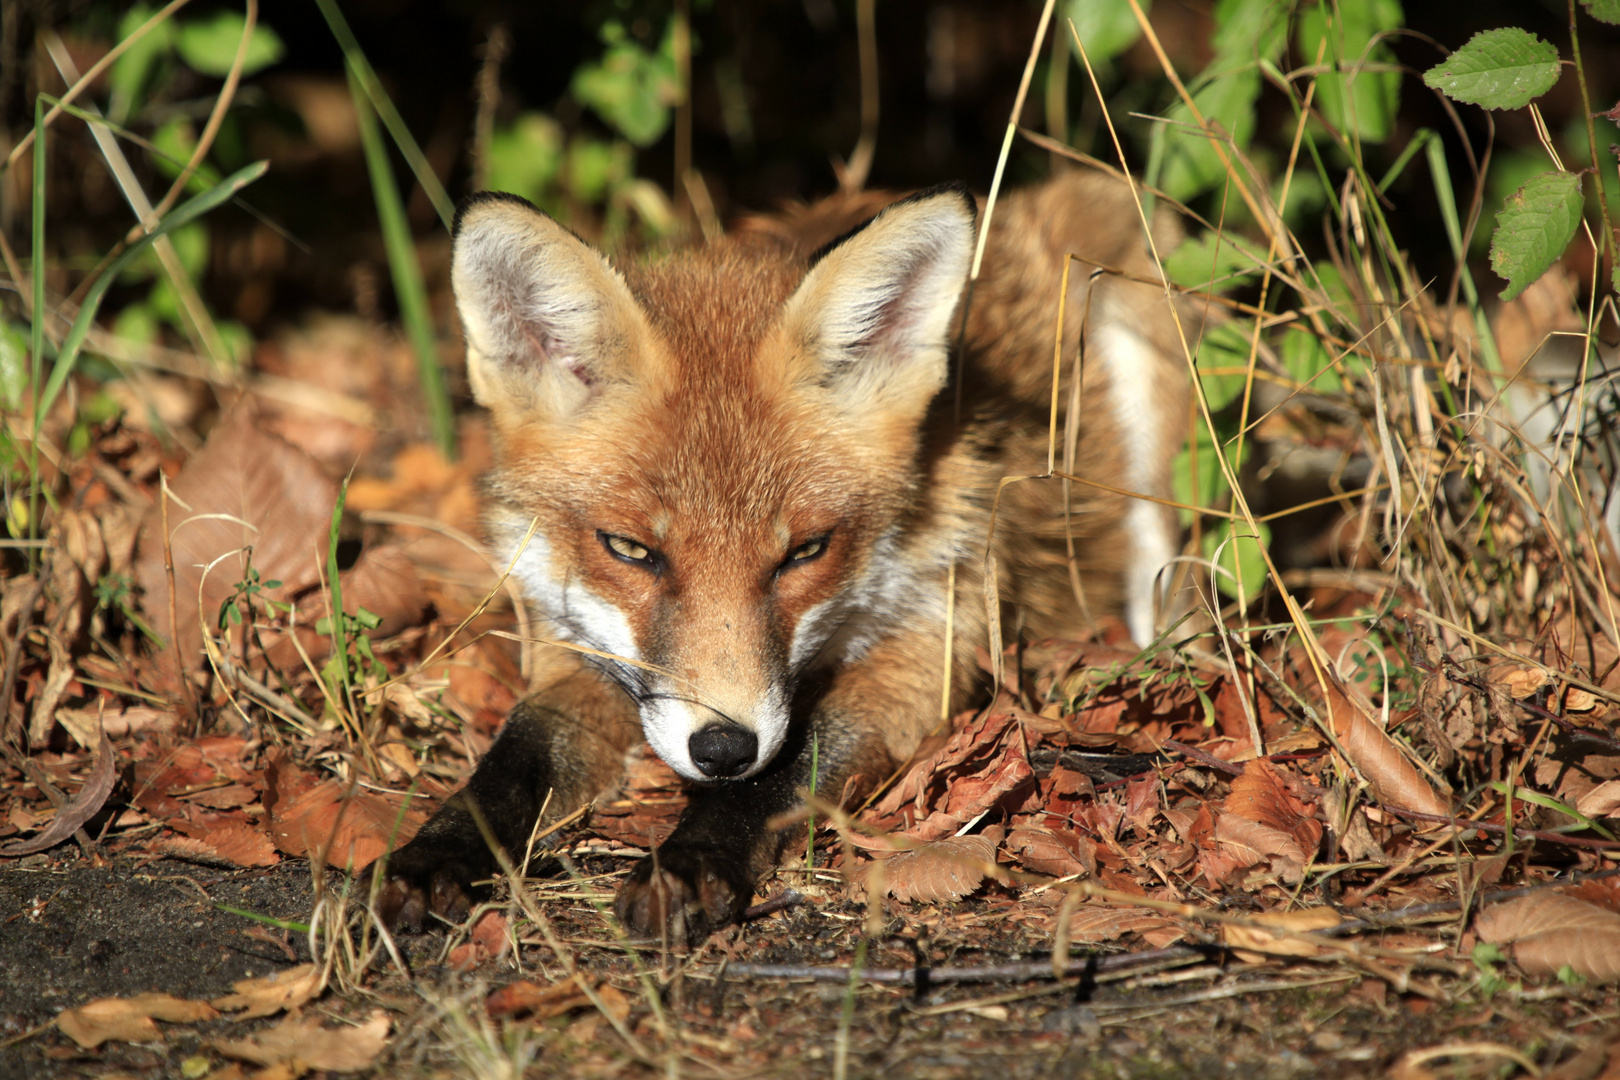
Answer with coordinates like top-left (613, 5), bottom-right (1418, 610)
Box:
top-left (1471, 941), bottom-right (1518, 996)
top-left (94, 572), bottom-right (162, 647)
top-left (483, 17), bottom-right (679, 242)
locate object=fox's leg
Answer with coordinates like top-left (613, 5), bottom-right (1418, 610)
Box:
top-left (378, 660), bottom-right (638, 929)
top-left (614, 630), bottom-right (942, 943)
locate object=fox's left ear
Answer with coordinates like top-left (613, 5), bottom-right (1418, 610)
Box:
top-left (779, 184), bottom-right (975, 421)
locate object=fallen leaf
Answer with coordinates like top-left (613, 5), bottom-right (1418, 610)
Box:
top-left (213, 1010), bottom-right (389, 1072)
top-left (1054, 903), bottom-right (1180, 944)
top-left (486, 978), bottom-right (593, 1020)
top-left (1487, 664), bottom-right (1547, 700)
top-left (1005, 824), bottom-right (1094, 878)
top-left (265, 753), bottom-right (425, 870)
top-left (134, 406), bottom-right (335, 669)
top-left (1222, 906), bottom-right (1344, 961)
top-left (860, 827), bottom-right (1005, 904)
top-left (157, 818), bottom-right (279, 868)
top-left (57, 992), bottom-right (218, 1048)
top-left (0, 727), bottom-right (117, 857)
top-left (1476, 892), bottom-right (1620, 982)
top-left (448, 910), bottom-right (511, 970)
top-left (211, 962), bottom-right (323, 1019)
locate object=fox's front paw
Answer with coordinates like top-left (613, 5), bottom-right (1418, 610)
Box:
top-left (613, 847), bottom-right (753, 945)
top-left (375, 843), bottom-right (485, 931)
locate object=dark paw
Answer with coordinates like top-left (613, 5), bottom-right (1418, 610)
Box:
top-left (375, 848), bottom-right (484, 931)
top-left (613, 846), bottom-right (753, 945)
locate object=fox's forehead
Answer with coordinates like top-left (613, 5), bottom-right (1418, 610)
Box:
top-left (622, 239), bottom-right (804, 382)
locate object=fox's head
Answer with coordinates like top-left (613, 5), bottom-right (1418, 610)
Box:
top-left (450, 187), bottom-right (975, 782)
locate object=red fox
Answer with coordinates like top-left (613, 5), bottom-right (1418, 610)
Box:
top-left (378, 171), bottom-right (1191, 941)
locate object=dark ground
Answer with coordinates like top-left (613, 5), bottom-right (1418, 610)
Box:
top-left (3, 853), bottom-right (1617, 1078)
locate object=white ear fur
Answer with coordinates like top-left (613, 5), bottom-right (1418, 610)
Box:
top-left (451, 193), bottom-right (649, 421)
top-left (780, 185), bottom-right (975, 419)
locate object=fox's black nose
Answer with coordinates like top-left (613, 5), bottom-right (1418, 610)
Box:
top-left (689, 724), bottom-right (758, 778)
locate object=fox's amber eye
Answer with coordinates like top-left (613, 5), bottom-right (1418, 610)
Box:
top-left (785, 536), bottom-right (829, 565)
top-left (601, 533), bottom-right (654, 565)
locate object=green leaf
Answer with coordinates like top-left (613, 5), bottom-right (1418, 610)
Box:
top-left (175, 12), bottom-right (284, 77)
top-left (1205, 520), bottom-right (1271, 601)
top-left (1281, 330), bottom-right (1341, 395)
top-left (1582, 0), bottom-right (1620, 25)
top-left (1210, 0), bottom-right (1286, 66)
top-left (1490, 170), bottom-right (1583, 301)
top-left (1192, 321), bottom-right (1256, 411)
top-left (1159, 67), bottom-right (1260, 201)
top-left (110, 4), bottom-right (176, 123)
top-left (0, 322), bottom-right (28, 408)
top-left (566, 137), bottom-right (632, 202)
top-left (1422, 28), bottom-right (1561, 111)
top-left (486, 113), bottom-right (564, 203)
top-left (1164, 230), bottom-right (1267, 290)
top-left (1297, 0), bottom-right (1403, 144)
top-left (1067, 0), bottom-right (1148, 66)
top-left (571, 20), bottom-right (678, 147)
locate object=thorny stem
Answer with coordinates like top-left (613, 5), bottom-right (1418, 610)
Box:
top-left (1570, 0), bottom-right (1615, 290)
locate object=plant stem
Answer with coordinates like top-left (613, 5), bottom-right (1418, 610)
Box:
top-left (1570, 0), bottom-right (1615, 290)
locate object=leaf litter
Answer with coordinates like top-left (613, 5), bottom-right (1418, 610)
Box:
top-left (9, 41), bottom-right (1620, 1080)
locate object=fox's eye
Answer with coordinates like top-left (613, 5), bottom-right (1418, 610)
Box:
top-left (784, 536), bottom-right (829, 566)
top-left (601, 532), bottom-right (656, 566)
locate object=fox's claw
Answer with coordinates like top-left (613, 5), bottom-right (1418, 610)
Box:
top-left (376, 846), bottom-right (481, 931)
top-left (614, 847), bottom-right (752, 945)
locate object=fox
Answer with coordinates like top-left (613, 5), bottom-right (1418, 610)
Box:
top-left (377, 169), bottom-right (1192, 942)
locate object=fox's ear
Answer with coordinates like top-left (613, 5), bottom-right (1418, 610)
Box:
top-left (451, 192), bottom-right (652, 422)
top-left (779, 184), bottom-right (975, 420)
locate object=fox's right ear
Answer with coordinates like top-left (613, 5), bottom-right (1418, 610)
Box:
top-left (451, 192), bottom-right (653, 423)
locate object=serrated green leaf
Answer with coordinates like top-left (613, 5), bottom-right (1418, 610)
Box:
top-left (1422, 28), bottom-right (1561, 110)
top-left (1582, 0), bottom-right (1620, 25)
top-left (1490, 170), bottom-right (1583, 301)
top-left (175, 12), bottom-right (284, 77)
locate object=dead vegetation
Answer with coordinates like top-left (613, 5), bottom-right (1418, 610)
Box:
top-left (7, 0), bottom-right (1620, 1077)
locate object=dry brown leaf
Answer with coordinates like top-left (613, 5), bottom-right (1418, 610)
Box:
top-left (861, 827), bottom-right (1004, 904)
top-left (1475, 893), bottom-right (1620, 981)
top-left (1056, 904), bottom-right (1179, 943)
top-left (57, 992), bottom-right (218, 1048)
top-left (1213, 813), bottom-right (1307, 882)
top-left (1487, 664), bottom-right (1547, 700)
top-left (1322, 676), bottom-right (1450, 818)
top-left (265, 755), bottom-right (425, 870)
top-left (449, 910), bottom-right (511, 970)
top-left (134, 408), bottom-right (336, 668)
top-left (211, 962), bottom-right (323, 1019)
top-left (213, 1010), bottom-right (389, 1072)
top-left (1005, 824), bottom-right (1094, 878)
top-left (1222, 906), bottom-right (1344, 961)
top-left (1576, 780), bottom-right (1620, 819)
top-left (487, 977), bottom-right (593, 1020)
top-left (0, 727), bottom-right (117, 857)
top-left (157, 819), bottom-right (279, 868)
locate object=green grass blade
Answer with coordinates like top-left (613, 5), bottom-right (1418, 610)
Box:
top-left (349, 70), bottom-right (454, 459)
top-left (28, 97), bottom-right (47, 560)
top-left (312, 0), bottom-right (454, 231)
top-left (35, 160), bottom-right (267, 428)
top-left (1424, 133), bottom-right (1500, 368)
